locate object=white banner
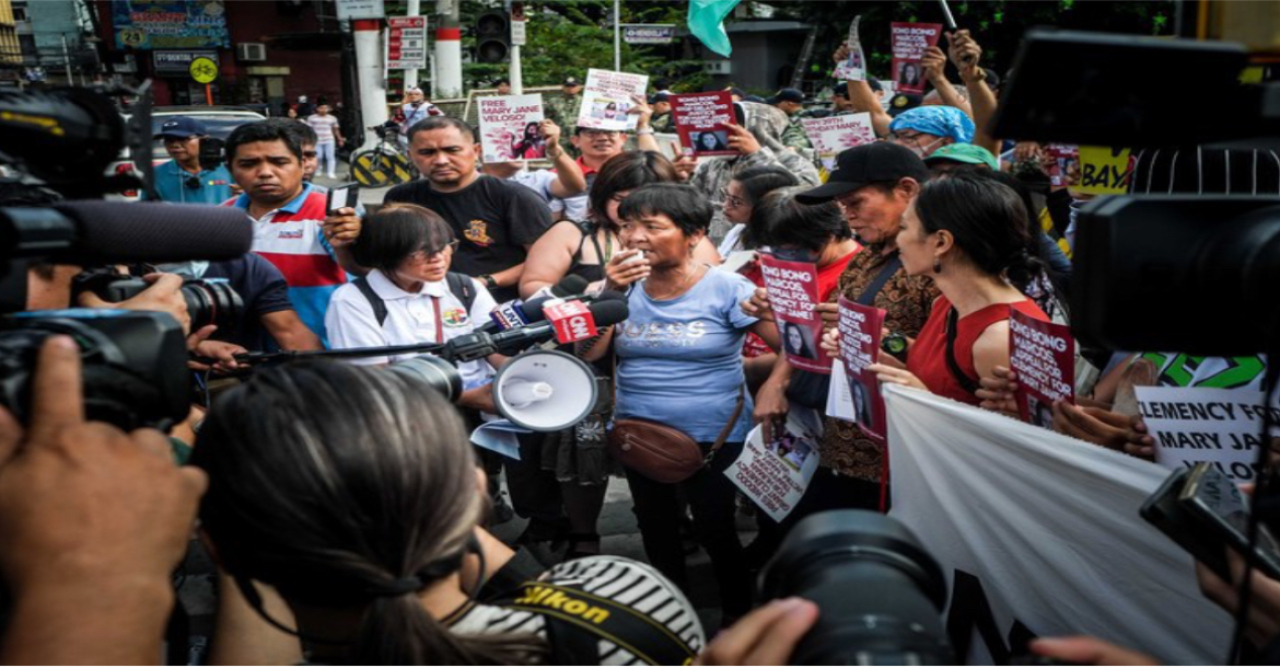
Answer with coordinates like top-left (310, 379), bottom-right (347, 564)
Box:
top-left (884, 385), bottom-right (1232, 665)
top-left (1137, 385), bottom-right (1278, 483)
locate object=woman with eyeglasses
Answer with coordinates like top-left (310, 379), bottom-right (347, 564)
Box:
top-left (325, 203), bottom-right (503, 413)
top-left (716, 165), bottom-right (798, 259)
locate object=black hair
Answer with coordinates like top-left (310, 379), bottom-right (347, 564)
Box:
top-left (192, 361), bottom-right (545, 664)
top-left (351, 203), bottom-right (456, 271)
top-left (750, 185), bottom-right (852, 253)
top-left (733, 165), bottom-right (798, 206)
top-left (225, 120), bottom-right (304, 165)
top-left (407, 116), bottom-right (475, 143)
top-left (914, 171), bottom-right (1045, 294)
top-left (617, 183), bottom-right (713, 237)
top-left (272, 117), bottom-right (317, 146)
top-left (588, 151), bottom-right (679, 230)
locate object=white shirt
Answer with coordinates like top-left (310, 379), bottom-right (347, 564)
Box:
top-left (325, 269), bottom-right (499, 389)
top-left (716, 224), bottom-right (746, 259)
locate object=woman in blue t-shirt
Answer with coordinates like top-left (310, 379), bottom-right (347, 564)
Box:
top-left (587, 183), bottom-right (780, 622)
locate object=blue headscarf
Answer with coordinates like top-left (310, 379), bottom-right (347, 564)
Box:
top-left (888, 106), bottom-right (975, 144)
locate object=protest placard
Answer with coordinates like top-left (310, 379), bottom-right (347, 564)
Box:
top-left (726, 408), bottom-right (822, 522)
top-left (670, 91), bottom-right (736, 157)
top-left (478, 94), bottom-right (545, 163)
top-left (1077, 145), bottom-right (1134, 195)
top-left (1007, 310), bottom-right (1075, 428)
top-left (832, 16), bottom-right (867, 81)
top-left (759, 254), bottom-right (830, 374)
top-left (1136, 386), bottom-right (1280, 483)
top-left (1043, 144), bottom-right (1079, 188)
top-left (800, 112), bottom-right (876, 171)
top-left (577, 68), bottom-right (649, 132)
top-left (890, 22), bottom-right (943, 94)
top-left (838, 296), bottom-right (887, 439)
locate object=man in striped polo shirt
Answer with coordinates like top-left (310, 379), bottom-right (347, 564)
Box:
top-left (224, 121), bottom-right (363, 346)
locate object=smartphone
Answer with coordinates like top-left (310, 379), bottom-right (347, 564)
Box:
top-left (326, 183), bottom-right (360, 214)
top-left (1140, 465), bottom-right (1280, 582)
top-left (1179, 463), bottom-right (1280, 580)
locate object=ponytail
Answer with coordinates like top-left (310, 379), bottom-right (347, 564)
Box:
top-left (354, 593), bottom-right (546, 665)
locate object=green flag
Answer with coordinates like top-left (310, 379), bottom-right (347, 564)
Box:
top-left (688, 0), bottom-right (741, 57)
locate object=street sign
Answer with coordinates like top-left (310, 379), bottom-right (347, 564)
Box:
top-left (335, 0), bottom-right (385, 21)
top-left (387, 16), bottom-right (427, 70)
top-left (511, 18), bottom-right (527, 46)
top-left (189, 56), bottom-right (219, 84)
top-left (621, 24), bottom-right (676, 45)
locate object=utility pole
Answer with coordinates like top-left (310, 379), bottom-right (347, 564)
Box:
top-left (434, 0), bottom-right (462, 99)
top-left (404, 0), bottom-right (420, 91)
top-left (613, 0), bottom-right (621, 71)
top-left (353, 18), bottom-right (388, 150)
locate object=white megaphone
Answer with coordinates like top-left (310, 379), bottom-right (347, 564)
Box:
top-left (492, 349), bottom-right (599, 431)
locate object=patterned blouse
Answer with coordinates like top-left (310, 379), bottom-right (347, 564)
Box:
top-left (819, 243), bottom-right (939, 481)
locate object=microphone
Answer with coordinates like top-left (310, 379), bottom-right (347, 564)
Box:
top-left (444, 299), bottom-right (628, 361)
top-left (522, 288), bottom-right (626, 323)
top-left (1, 201), bottom-right (253, 264)
top-left (477, 275), bottom-right (590, 334)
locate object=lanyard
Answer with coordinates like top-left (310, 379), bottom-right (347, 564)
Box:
top-left (431, 295), bottom-right (443, 343)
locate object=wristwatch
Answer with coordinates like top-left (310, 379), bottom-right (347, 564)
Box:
top-left (635, 128), bottom-right (655, 136)
top-left (480, 274), bottom-right (499, 290)
top-left (882, 332), bottom-right (908, 358)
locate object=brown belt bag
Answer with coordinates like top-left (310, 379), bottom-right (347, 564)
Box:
top-left (607, 387), bottom-right (745, 484)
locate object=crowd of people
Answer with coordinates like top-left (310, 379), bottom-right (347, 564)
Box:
top-left (3, 22), bottom-right (1280, 667)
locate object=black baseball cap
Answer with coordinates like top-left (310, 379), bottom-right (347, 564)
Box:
top-left (563, 76), bottom-right (581, 87)
top-left (796, 142), bottom-right (930, 203)
top-left (773, 87), bottom-right (804, 104)
top-left (648, 91), bottom-right (669, 104)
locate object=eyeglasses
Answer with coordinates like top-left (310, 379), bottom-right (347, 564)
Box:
top-left (411, 240), bottom-right (459, 260)
top-left (719, 187), bottom-right (746, 209)
top-left (889, 131), bottom-right (927, 145)
top-left (581, 129), bottom-right (621, 139)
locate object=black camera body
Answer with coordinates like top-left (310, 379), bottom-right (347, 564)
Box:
top-left (0, 310), bottom-right (191, 431)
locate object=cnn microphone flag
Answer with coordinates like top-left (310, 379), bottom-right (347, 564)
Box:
top-left (544, 300), bottom-right (598, 344)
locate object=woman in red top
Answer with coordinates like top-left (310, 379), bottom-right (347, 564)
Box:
top-left (869, 171), bottom-right (1050, 406)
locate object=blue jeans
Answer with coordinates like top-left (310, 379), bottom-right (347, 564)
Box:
top-left (316, 141), bottom-right (337, 176)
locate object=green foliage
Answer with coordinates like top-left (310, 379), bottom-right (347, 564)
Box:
top-left (458, 1), bottom-right (707, 92)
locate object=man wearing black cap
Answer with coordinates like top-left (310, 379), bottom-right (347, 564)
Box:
top-left (545, 76), bottom-right (584, 147)
top-left (648, 92), bottom-right (674, 133)
top-left (750, 142), bottom-right (939, 524)
top-left (149, 116), bottom-right (234, 205)
top-left (770, 87), bottom-right (813, 153)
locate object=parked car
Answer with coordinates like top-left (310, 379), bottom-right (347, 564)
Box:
top-left (108, 106), bottom-right (266, 201)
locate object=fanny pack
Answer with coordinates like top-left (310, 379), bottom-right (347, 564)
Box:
top-left (607, 386), bottom-right (744, 484)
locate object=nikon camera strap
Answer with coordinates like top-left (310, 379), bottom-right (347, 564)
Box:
top-left (499, 580), bottom-right (697, 666)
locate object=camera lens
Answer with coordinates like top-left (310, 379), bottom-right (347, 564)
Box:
top-left (387, 355), bottom-right (463, 402)
top-left (759, 510), bottom-right (952, 665)
top-left (181, 280), bottom-right (244, 334)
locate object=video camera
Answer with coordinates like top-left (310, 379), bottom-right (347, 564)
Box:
top-left (0, 82), bottom-right (255, 432)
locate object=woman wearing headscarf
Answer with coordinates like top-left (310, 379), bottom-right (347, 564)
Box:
top-left (887, 106), bottom-right (976, 159)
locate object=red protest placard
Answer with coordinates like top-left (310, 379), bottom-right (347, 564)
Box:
top-left (670, 91), bottom-right (736, 157)
top-left (1008, 310), bottom-right (1075, 428)
top-left (890, 22), bottom-right (943, 94)
top-left (1044, 144), bottom-right (1080, 188)
top-left (759, 255), bottom-right (830, 374)
top-left (838, 296), bottom-right (887, 440)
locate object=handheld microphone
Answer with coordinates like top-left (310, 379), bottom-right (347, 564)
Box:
top-left (476, 275), bottom-right (590, 334)
top-left (521, 288), bottom-right (626, 322)
top-left (445, 299), bottom-right (628, 361)
top-left (1, 201), bottom-right (253, 263)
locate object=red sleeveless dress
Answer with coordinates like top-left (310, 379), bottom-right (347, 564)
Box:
top-left (907, 295), bottom-right (1049, 405)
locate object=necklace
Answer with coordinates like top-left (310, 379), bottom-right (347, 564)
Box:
top-left (645, 262), bottom-right (704, 301)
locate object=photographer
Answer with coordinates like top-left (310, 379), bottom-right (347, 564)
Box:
top-left (193, 361), bottom-right (706, 664)
top-left (146, 117), bottom-right (234, 205)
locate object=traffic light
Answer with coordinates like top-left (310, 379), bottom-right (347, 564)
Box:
top-left (475, 11), bottom-right (510, 63)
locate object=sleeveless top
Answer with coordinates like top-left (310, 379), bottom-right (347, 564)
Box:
top-left (907, 294), bottom-right (1049, 405)
top-left (564, 219), bottom-right (609, 284)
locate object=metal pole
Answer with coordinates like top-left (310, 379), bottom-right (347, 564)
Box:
top-left (353, 19), bottom-right (390, 151)
top-left (405, 0), bottom-right (421, 90)
top-left (434, 0), bottom-right (463, 99)
top-left (61, 34), bottom-right (75, 86)
top-left (510, 43), bottom-right (523, 95)
top-left (613, 0), bottom-right (621, 71)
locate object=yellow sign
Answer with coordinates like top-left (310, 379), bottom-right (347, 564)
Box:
top-left (189, 57), bottom-right (219, 84)
top-left (1077, 145), bottom-right (1133, 196)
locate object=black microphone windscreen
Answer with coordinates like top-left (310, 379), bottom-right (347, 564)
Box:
top-left (596, 289), bottom-right (627, 303)
top-left (551, 274), bottom-right (589, 297)
top-left (54, 201), bottom-right (253, 264)
top-left (588, 299), bottom-right (629, 327)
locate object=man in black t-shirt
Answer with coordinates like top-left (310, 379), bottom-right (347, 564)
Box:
top-left (383, 116), bottom-right (553, 302)
top-left (202, 253), bottom-right (323, 352)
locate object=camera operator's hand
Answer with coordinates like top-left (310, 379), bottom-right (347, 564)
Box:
top-left (1030, 636), bottom-right (1158, 665)
top-left (191, 335), bottom-right (249, 373)
top-left (0, 337), bottom-right (207, 665)
top-left (78, 272), bottom-right (191, 335)
top-left (695, 597), bottom-right (819, 665)
top-left (323, 207), bottom-right (362, 248)
top-left (1197, 527), bottom-right (1280, 647)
